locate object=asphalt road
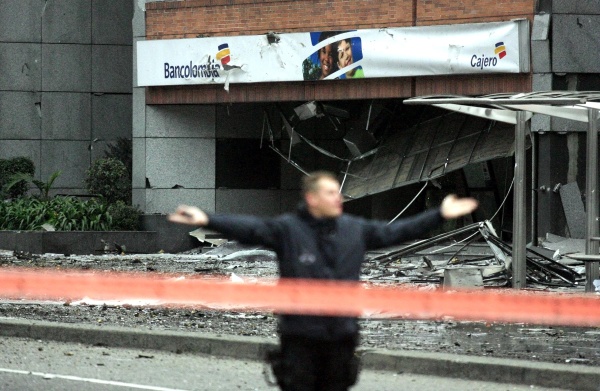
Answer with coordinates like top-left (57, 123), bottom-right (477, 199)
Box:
top-left (0, 336), bottom-right (571, 391)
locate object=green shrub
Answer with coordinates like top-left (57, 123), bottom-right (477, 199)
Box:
top-left (107, 201), bottom-right (141, 231)
top-left (85, 158), bottom-right (130, 204)
top-left (0, 197), bottom-right (113, 231)
top-left (0, 157), bottom-right (35, 199)
top-left (104, 138), bottom-right (132, 181)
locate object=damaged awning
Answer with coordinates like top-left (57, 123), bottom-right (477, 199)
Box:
top-left (404, 91), bottom-right (600, 291)
top-left (260, 92), bottom-right (600, 291)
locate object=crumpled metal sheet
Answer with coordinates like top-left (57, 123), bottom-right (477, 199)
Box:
top-left (341, 112), bottom-right (517, 199)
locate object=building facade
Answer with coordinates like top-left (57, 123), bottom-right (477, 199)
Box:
top-left (133, 0), bottom-right (533, 219)
top-left (1, 0), bottom-right (599, 240)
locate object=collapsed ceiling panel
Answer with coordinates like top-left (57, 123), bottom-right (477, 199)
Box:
top-left (340, 112), bottom-right (517, 199)
top-left (264, 100), bottom-right (520, 200)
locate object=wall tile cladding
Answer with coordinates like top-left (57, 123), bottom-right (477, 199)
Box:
top-left (146, 0), bottom-right (534, 39)
top-left (0, 0), bottom-right (133, 191)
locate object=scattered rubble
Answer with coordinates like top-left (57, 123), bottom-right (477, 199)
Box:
top-left (0, 228), bottom-right (598, 366)
top-left (363, 221), bottom-right (585, 290)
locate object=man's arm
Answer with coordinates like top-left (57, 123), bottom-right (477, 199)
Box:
top-left (362, 208), bottom-right (443, 249)
top-left (362, 195), bottom-right (478, 249)
top-left (168, 205), bottom-right (282, 251)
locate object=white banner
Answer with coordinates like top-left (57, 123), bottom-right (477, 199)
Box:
top-left (136, 20), bottom-right (529, 87)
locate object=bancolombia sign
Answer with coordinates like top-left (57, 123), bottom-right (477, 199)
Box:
top-left (136, 20), bottom-right (529, 87)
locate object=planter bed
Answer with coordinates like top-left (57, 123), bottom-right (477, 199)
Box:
top-left (0, 231), bottom-right (158, 255)
top-left (0, 215), bottom-right (212, 255)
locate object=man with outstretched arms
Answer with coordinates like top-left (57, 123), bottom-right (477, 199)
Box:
top-left (169, 171), bottom-right (478, 391)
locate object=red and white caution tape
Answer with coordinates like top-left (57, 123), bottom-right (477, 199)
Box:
top-left (1, 267), bottom-right (599, 326)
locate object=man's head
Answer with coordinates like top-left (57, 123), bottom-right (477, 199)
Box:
top-left (302, 171), bottom-right (343, 218)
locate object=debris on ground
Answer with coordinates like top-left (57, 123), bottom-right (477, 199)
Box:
top-left (0, 223), bottom-right (598, 366)
top-left (363, 221), bottom-right (584, 290)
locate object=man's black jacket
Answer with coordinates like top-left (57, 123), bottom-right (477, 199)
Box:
top-left (206, 205), bottom-right (444, 341)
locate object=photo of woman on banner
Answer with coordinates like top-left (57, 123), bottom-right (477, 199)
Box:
top-left (302, 31), bottom-right (340, 81)
top-left (335, 37), bottom-right (364, 79)
top-left (317, 31), bottom-right (338, 79)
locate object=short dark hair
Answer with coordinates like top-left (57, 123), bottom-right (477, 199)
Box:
top-left (301, 171), bottom-right (339, 195)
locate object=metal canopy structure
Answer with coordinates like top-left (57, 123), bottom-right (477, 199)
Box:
top-left (405, 91), bottom-right (600, 291)
top-left (339, 112), bottom-right (518, 199)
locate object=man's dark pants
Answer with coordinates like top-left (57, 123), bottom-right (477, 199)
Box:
top-left (269, 334), bottom-right (360, 391)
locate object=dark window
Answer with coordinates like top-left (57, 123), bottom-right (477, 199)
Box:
top-left (216, 139), bottom-right (281, 189)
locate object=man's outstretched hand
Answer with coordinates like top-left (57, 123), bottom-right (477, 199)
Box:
top-left (440, 194), bottom-right (479, 219)
top-left (168, 197), bottom-right (476, 224)
top-left (168, 205), bottom-right (209, 226)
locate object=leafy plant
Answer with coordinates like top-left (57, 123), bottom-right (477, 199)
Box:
top-left (5, 171), bottom-right (61, 201)
top-left (0, 157), bottom-right (35, 199)
top-left (0, 197), bottom-right (48, 230)
top-left (107, 201), bottom-right (141, 231)
top-left (0, 196), bottom-right (113, 231)
top-left (85, 158), bottom-right (130, 204)
top-left (47, 196), bottom-right (112, 231)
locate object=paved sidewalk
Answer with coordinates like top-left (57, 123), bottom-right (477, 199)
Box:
top-left (0, 318), bottom-right (599, 391)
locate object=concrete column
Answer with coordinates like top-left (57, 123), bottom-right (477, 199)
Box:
top-left (512, 112), bottom-right (528, 289)
top-left (585, 108), bottom-right (600, 292)
top-left (132, 0), bottom-right (147, 209)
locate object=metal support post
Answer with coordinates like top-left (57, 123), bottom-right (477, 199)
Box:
top-left (585, 108), bottom-right (600, 292)
top-left (512, 111), bottom-right (528, 289)
top-left (531, 131), bottom-right (538, 247)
